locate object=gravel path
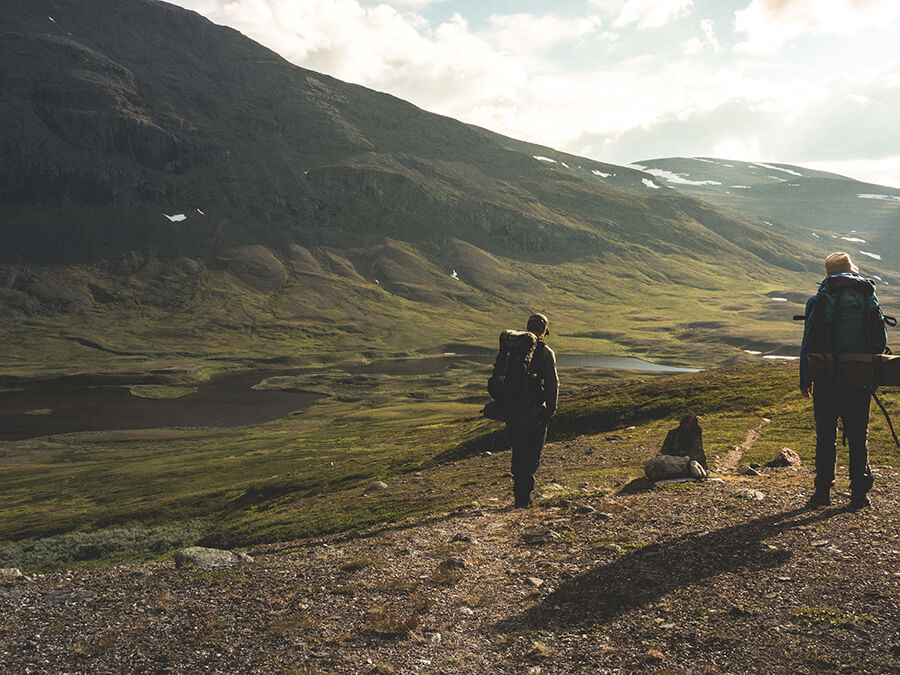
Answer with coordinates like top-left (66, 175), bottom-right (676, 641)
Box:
top-left (3, 456), bottom-right (898, 674)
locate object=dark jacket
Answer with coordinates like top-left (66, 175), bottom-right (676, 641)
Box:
top-left (532, 340), bottom-right (559, 418)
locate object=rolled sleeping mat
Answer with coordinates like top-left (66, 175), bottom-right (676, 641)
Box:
top-left (806, 352), bottom-right (900, 387)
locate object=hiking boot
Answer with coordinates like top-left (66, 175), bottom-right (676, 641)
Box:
top-left (848, 494), bottom-right (871, 510)
top-left (805, 491), bottom-right (832, 508)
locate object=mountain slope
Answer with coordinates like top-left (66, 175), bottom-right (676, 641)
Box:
top-left (0, 0), bottom-right (832, 370)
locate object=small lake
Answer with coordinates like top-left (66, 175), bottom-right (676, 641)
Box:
top-left (555, 354), bottom-right (699, 372)
top-left (348, 353), bottom-right (699, 376)
top-left (0, 354), bottom-right (697, 441)
top-left (0, 371), bottom-right (323, 442)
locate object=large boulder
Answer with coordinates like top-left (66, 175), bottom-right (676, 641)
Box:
top-left (645, 455), bottom-right (707, 481)
top-left (766, 448), bottom-right (802, 468)
top-left (660, 414), bottom-right (708, 469)
top-left (173, 547), bottom-right (252, 569)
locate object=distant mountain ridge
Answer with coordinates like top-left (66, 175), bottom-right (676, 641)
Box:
top-left (631, 157), bottom-right (900, 278)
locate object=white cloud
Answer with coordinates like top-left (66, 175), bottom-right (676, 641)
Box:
top-left (809, 158), bottom-right (900, 189)
top-left (734, 0), bottom-right (900, 53)
top-left (700, 18), bottom-right (720, 52)
top-left (486, 13), bottom-right (603, 54)
top-left (682, 18), bottom-right (719, 55)
top-left (713, 135), bottom-right (764, 161)
top-left (614, 0), bottom-right (694, 29)
top-left (168, 0), bottom-right (900, 189)
top-left (379, 0), bottom-right (449, 7)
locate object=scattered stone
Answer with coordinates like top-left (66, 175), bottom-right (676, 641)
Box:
top-left (526, 576), bottom-right (544, 588)
top-left (0, 568), bottom-right (23, 582)
top-left (596, 543), bottom-right (624, 554)
top-left (740, 466), bottom-right (762, 476)
top-left (430, 632), bottom-right (442, 644)
top-left (364, 481), bottom-right (389, 493)
top-left (527, 641), bottom-right (554, 660)
top-left (174, 547), bottom-right (253, 569)
top-left (459, 607), bottom-right (475, 616)
top-left (733, 488), bottom-right (766, 501)
top-left (45, 589), bottom-right (98, 604)
top-left (766, 448), bottom-right (801, 468)
top-left (646, 648), bottom-right (666, 662)
top-left (451, 533), bottom-right (477, 544)
top-left (575, 504), bottom-right (596, 515)
top-left (438, 557), bottom-right (467, 571)
top-left (522, 529), bottom-right (559, 545)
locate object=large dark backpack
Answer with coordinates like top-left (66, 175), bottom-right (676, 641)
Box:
top-left (797, 275), bottom-right (900, 446)
top-left (485, 330), bottom-right (540, 423)
top-left (804, 275), bottom-right (889, 355)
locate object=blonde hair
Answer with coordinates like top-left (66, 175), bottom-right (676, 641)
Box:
top-left (825, 252), bottom-right (859, 276)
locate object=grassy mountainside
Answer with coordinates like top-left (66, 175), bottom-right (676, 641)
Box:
top-left (0, 0), bottom-right (838, 374)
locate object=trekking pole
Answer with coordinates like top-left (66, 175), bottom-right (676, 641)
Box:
top-left (870, 389), bottom-right (900, 447)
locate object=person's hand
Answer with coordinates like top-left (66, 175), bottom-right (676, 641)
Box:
top-left (800, 385), bottom-right (812, 399)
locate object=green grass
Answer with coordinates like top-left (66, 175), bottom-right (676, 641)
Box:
top-left (1, 357), bottom-right (897, 573)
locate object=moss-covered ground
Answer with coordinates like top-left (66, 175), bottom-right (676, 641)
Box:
top-left (2, 356), bottom-right (897, 572)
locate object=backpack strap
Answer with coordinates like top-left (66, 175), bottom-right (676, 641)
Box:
top-left (829, 285), bottom-right (842, 354)
top-left (863, 291), bottom-right (873, 351)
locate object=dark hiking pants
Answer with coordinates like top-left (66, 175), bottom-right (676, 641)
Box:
top-left (813, 384), bottom-right (874, 496)
top-left (509, 422), bottom-right (548, 506)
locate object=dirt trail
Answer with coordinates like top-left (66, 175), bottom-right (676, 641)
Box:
top-left (715, 417), bottom-right (770, 472)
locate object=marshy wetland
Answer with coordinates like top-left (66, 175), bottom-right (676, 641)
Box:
top-left (0, 352), bottom-right (697, 441)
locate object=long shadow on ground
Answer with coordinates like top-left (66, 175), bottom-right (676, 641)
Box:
top-left (500, 506), bottom-right (839, 631)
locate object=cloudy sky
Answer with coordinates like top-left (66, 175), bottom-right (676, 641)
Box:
top-left (171, 0), bottom-right (900, 188)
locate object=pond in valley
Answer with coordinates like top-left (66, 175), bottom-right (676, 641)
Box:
top-left (0, 371), bottom-right (323, 442)
top-left (0, 354), bottom-right (698, 440)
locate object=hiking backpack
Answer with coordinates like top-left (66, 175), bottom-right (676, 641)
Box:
top-left (803, 275), bottom-right (889, 355)
top-left (484, 330), bottom-right (540, 423)
top-left (796, 275), bottom-right (900, 445)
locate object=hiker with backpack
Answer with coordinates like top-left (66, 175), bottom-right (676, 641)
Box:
top-left (799, 252), bottom-right (890, 509)
top-left (485, 313), bottom-right (559, 508)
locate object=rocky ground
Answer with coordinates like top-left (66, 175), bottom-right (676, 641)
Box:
top-left (3, 431), bottom-right (900, 674)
